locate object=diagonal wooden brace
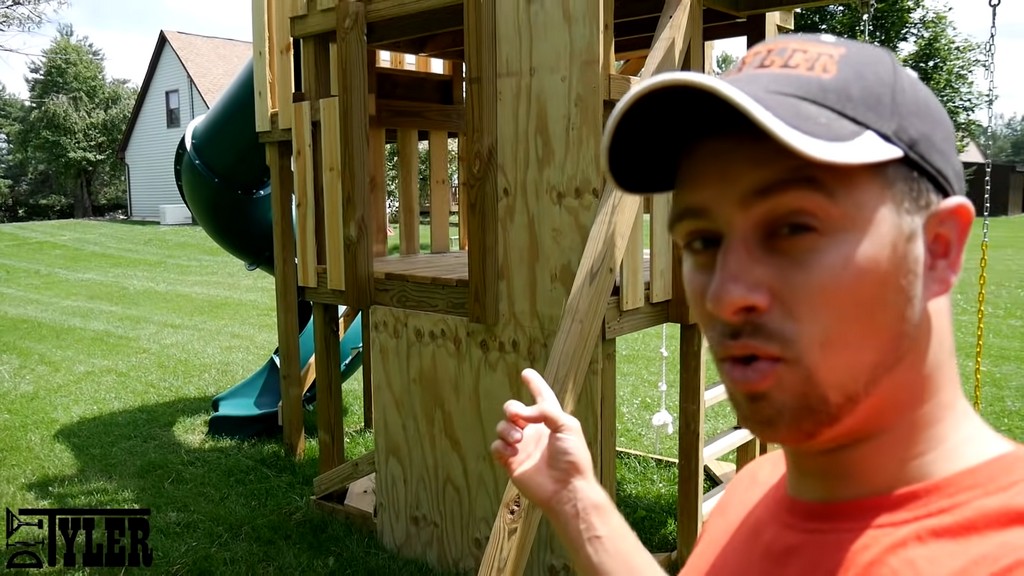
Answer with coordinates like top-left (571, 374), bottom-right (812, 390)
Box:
top-left (475, 1), bottom-right (696, 574)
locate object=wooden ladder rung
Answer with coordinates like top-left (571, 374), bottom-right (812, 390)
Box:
top-left (704, 382), bottom-right (728, 408)
top-left (703, 427), bottom-right (754, 462)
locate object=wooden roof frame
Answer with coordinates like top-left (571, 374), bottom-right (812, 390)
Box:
top-left (290, 0), bottom-right (835, 63)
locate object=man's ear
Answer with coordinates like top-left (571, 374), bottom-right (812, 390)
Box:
top-left (921, 195), bottom-right (976, 299)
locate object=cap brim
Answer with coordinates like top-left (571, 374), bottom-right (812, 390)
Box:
top-left (602, 71), bottom-right (906, 195)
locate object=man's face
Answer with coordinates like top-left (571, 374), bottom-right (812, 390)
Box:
top-left (671, 132), bottom-right (932, 449)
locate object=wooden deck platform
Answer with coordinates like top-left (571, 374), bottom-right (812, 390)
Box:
top-left (374, 252), bottom-right (470, 286)
top-left (372, 251), bottom-right (652, 290)
top-left (300, 251), bottom-right (667, 337)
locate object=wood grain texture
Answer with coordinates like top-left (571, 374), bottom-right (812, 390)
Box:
top-left (252, 0), bottom-right (272, 132)
top-left (608, 73), bottom-right (640, 100)
top-left (336, 1), bottom-right (374, 311)
top-left (274, 0), bottom-right (293, 129)
top-left (463, 0), bottom-right (498, 325)
top-left (292, 0), bottom-right (462, 37)
top-left (369, 127), bottom-right (388, 257)
top-left (429, 130), bottom-right (451, 253)
top-left (373, 100), bottom-right (464, 133)
top-left (315, 450), bottom-right (376, 498)
top-left (491, 0), bottom-right (604, 330)
top-left (293, 100), bottom-right (318, 287)
top-left (621, 210), bottom-right (645, 310)
top-left (267, 141), bottom-right (305, 458)
top-left (320, 96), bottom-right (347, 290)
top-left (313, 302), bottom-right (345, 473)
top-left (371, 308), bottom-right (604, 574)
top-left (477, 1), bottom-right (696, 574)
top-left (397, 127), bottom-right (420, 255)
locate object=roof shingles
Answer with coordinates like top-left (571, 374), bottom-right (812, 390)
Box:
top-left (163, 30), bottom-right (252, 107)
top-left (117, 30), bottom-right (252, 158)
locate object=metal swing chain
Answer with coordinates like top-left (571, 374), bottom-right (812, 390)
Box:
top-left (974, 0), bottom-right (1000, 414)
top-left (858, 0), bottom-right (877, 42)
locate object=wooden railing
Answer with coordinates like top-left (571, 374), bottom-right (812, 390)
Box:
top-left (252, 0), bottom-right (466, 273)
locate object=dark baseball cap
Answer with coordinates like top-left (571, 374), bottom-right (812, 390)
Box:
top-left (601, 33), bottom-right (964, 198)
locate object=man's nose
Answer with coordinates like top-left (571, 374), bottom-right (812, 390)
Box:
top-left (704, 240), bottom-right (771, 322)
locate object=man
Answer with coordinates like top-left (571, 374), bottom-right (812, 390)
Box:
top-left (490, 34), bottom-right (1024, 575)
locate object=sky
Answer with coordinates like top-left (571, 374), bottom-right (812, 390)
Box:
top-left (0, 0), bottom-right (1020, 121)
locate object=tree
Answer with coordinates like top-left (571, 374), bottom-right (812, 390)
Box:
top-left (383, 136), bottom-right (458, 223)
top-left (792, 0), bottom-right (986, 152)
top-left (714, 52), bottom-right (737, 77)
top-left (0, 0), bottom-right (66, 35)
top-left (19, 24), bottom-right (136, 218)
top-left (986, 114), bottom-right (1024, 165)
top-left (0, 84), bottom-right (28, 220)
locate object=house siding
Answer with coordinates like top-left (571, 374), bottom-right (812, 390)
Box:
top-left (124, 44), bottom-right (209, 220)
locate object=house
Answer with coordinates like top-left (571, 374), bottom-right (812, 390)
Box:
top-left (117, 31), bottom-right (252, 221)
top-left (959, 139), bottom-right (1024, 217)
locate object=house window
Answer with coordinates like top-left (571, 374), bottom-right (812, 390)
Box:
top-left (165, 90), bottom-right (180, 128)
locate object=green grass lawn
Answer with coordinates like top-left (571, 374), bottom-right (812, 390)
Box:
top-left (1, 215), bottom-right (1021, 573)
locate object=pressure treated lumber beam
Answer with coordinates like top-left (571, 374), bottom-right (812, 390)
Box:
top-left (292, 0), bottom-right (461, 38)
top-left (705, 0), bottom-right (833, 16)
top-left (475, 1), bottom-right (694, 574)
top-left (463, 0), bottom-right (498, 325)
top-left (268, 141), bottom-right (305, 459)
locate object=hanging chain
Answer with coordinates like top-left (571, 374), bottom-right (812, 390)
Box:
top-left (858, 0), bottom-right (876, 42)
top-left (974, 0), bottom-right (1000, 414)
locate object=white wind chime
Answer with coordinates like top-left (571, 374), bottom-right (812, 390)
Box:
top-left (650, 323), bottom-right (674, 453)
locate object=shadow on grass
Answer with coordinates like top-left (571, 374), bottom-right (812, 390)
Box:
top-left (95, 217), bottom-right (165, 227)
top-left (24, 396), bottom-right (457, 575)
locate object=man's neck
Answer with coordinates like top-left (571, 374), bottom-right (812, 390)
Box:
top-left (779, 332), bottom-right (1015, 503)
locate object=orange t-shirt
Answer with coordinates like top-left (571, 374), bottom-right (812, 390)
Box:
top-left (679, 445), bottom-right (1024, 575)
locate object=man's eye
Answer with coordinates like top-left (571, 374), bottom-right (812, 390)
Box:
top-left (683, 234), bottom-right (721, 253)
top-left (778, 222), bottom-right (816, 236)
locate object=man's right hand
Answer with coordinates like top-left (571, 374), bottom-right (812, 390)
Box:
top-left (490, 368), bottom-right (597, 514)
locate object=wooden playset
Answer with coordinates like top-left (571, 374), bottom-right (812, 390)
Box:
top-left (248, 0), bottom-right (830, 573)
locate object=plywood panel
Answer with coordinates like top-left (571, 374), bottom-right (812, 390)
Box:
top-left (493, 0), bottom-right (605, 330)
top-left (371, 307), bottom-right (604, 574)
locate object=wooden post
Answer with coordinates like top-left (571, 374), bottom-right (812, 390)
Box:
top-left (677, 323), bottom-right (706, 563)
top-left (252, 0), bottom-right (272, 132)
top-left (464, 0), bottom-right (498, 325)
top-left (476, 2), bottom-right (699, 573)
top-left (429, 130), bottom-right (451, 253)
top-left (335, 1), bottom-right (373, 431)
top-left (397, 128), bottom-right (420, 254)
top-left (273, 0), bottom-right (293, 129)
top-left (268, 140), bottom-right (304, 459)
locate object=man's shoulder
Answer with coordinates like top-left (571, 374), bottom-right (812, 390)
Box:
top-left (704, 449), bottom-right (787, 519)
top-left (729, 448), bottom-right (787, 487)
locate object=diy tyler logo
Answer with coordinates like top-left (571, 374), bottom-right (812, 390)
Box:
top-left (4, 507), bottom-right (153, 569)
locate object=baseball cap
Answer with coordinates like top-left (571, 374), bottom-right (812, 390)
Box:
top-left (601, 33), bottom-right (964, 198)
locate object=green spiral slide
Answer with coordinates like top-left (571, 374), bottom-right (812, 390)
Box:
top-left (172, 58), bottom-right (364, 439)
